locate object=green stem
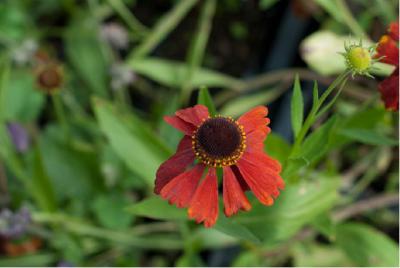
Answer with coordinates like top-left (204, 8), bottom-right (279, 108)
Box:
top-left (51, 92), bottom-right (71, 142)
top-left (107, 0), bottom-right (148, 36)
top-left (290, 71), bottom-right (350, 157)
top-left (335, 0), bottom-right (368, 39)
top-left (33, 212), bottom-right (183, 250)
top-left (181, 0), bottom-right (216, 104)
top-left (130, 0), bottom-right (198, 59)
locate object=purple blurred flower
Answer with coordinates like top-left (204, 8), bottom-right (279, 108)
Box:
top-left (0, 207), bottom-right (32, 239)
top-left (7, 122), bottom-right (30, 153)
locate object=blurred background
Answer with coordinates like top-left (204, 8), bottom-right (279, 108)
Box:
top-left (0, 0), bottom-right (398, 266)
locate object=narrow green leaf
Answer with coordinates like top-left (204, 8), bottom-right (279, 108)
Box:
top-left (130, 0), bottom-right (198, 58)
top-left (291, 75), bottom-right (304, 138)
top-left (29, 147), bottom-right (57, 212)
top-left (197, 87), bottom-right (217, 116)
top-left (336, 222), bottom-right (399, 267)
top-left (0, 253), bottom-right (56, 267)
top-left (183, 0), bottom-right (216, 92)
top-left (312, 80), bottom-right (319, 109)
top-left (339, 128), bottom-right (398, 146)
top-left (125, 196), bottom-right (186, 220)
top-left (92, 97), bottom-right (170, 186)
top-left (65, 15), bottom-right (109, 97)
top-left (127, 57), bottom-right (241, 89)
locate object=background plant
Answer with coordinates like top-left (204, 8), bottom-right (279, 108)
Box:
top-left (0, 0), bottom-right (398, 266)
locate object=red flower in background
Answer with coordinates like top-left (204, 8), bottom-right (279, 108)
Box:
top-left (375, 22), bottom-right (399, 111)
top-left (155, 105), bottom-right (284, 227)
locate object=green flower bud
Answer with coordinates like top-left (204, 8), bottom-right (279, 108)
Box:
top-left (342, 41), bottom-right (376, 77)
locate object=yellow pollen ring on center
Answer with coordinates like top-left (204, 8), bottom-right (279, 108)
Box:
top-left (191, 116), bottom-right (247, 168)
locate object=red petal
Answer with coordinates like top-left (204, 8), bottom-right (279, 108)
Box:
top-left (375, 35), bottom-right (399, 66)
top-left (242, 151), bottom-right (282, 174)
top-left (231, 165), bottom-right (250, 192)
top-left (388, 22), bottom-right (399, 41)
top-left (379, 68), bottom-right (399, 111)
top-left (237, 155), bottom-right (284, 206)
top-left (176, 105), bottom-right (209, 127)
top-left (245, 129), bottom-right (267, 152)
top-left (238, 106), bottom-right (271, 135)
top-left (160, 164), bottom-right (205, 208)
top-left (164, 115), bottom-right (196, 136)
top-left (154, 136), bottom-right (195, 194)
top-left (188, 168), bottom-right (219, 227)
top-left (223, 167), bottom-right (251, 217)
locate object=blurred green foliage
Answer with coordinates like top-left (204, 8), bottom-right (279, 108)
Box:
top-left (0, 0), bottom-right (398, 267)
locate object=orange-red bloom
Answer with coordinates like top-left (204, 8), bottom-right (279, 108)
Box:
top-left (155, 105), bottom-right (284, 227)
top-left (375, 22), bottom-right (399, 111)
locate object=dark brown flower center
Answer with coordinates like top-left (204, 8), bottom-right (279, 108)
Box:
top-left (38, 67), bottom-right (62, 90)
top-left (196, 118), bottom-right (241, 157)
top-left (192, 116), bottom-right (246, 167)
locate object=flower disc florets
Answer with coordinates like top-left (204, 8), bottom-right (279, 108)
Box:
top-left (192, 115), bottom-right (246, 167)
top-left (342, 40), bottom-right (377, 77)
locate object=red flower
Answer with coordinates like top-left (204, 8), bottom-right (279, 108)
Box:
top-left (155, 105), bottom-right (284, 227)
top-left (375, 22), bottom-right (399, 111)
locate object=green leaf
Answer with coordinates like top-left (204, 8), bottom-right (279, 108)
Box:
top-left (330, 106), bottom-right (386, 148)
top-left (92, 97), bottom-right (170, 186)
top-left (65, 14), bottom-right (109, 97)
top-left (28, 147), bottom-right (57, 212)
top-left (1, 70), bottom-right (44, 122)
top-left (259, 0), bottom-right (279, 10)
top-left (291, 75), bottom-right (304, 138)
top-left (127, 57), bottom-right (241, 89)
top-left (232, 251), bottom-right (262, 267)
top-left (339, 128), bottom-right (398, 146)
top-left (336, 222), bottom-right (399, 267)
top-left (312, 213), bottom-right (336, 240)
top-left (176, 253), bottom-right (205, 267)
top-left (126, 196), bottom-right (186, 220)
top-left (0, 253), bottom-right (56, 267)
top-left (264, 133), bottom-right (291, 163)
top-left (39, 125), bottom-right (103, 201)
top-left (214, 216), bottom-right (261, 244)
top-left (235, 176), bottom-right (339, 244)
top-left (197, 87), bottom-right (217, 116)
top-left (220, 88), bottom-right (283, 118)
top-left (297, 116), bottom-right (337, 163)
top-left (282, 157), bottom-right (309, 180)
top-left (127, 197), bottom-right (260, 244)
top-left (92, 194), bottom-right (134, 229)
top-left (293, 243), bottom-right (354, 267)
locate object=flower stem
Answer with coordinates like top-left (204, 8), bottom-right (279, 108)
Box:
top-left (335, 0), bottom-right (368, 39)
top-left (290, 71), bottom-right (350, 157)
top-left (51, 92), bottom-right (71, 142)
